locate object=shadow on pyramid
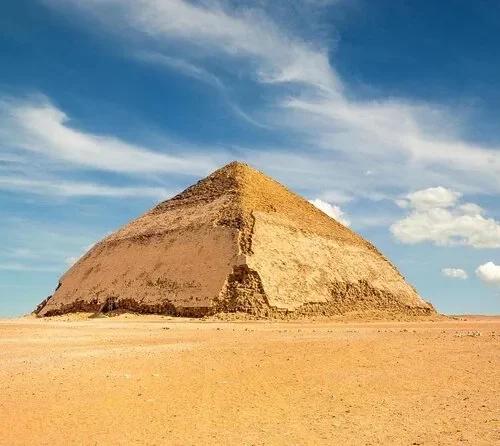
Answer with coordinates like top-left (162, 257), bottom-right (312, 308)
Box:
top-left (35, 162), bottom-right (435, 318)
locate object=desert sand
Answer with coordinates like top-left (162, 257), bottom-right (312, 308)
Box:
top-left (0, 315), bottom-right (498, 445)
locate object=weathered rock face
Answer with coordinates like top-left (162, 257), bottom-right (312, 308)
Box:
top-left (36, 162), bottom-right (435, 317)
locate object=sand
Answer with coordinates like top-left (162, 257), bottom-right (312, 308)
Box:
top-left (0, 316), bottom-right (498, 445)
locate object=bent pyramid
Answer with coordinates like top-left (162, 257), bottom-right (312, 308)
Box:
top-left (36, 162), bottom-right (435, 317)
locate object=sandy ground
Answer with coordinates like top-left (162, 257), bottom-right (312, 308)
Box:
top-left (0, 315), bottom-right (499, 445)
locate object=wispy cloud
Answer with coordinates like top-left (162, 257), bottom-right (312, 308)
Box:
top-left (0, 153), bottom-right (25, 163)
top-left (0, 94), bottom-right (228, 199)
top-left (6, 249), bottom-right (38, 260)
top-left (0, 96), bottom-right (219, 176)
top-left (136, 52), bottom-right (269, 128)
top-left (74, 0), bottom-right (339, 92)
top-left (0, 217), bottom-right (105, 275)
top-left (0, 176), bottom-right (175, 199)
top-left (136, 52), bottom-right (225, 89)
top-left (279, 97), bottom-right (500, 191)
top-left (0, 262), bottom-right (60, 272)
top-left (43, 0), bottom-right (500, 201)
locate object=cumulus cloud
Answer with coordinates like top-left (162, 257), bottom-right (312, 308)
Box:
top-left (391, 187), bottom-right (500, 248)
top-left (441, 268), bottom-right (468, 280)
top-left (458, 203), bottom-right (483, 215)
top-left (403, 187), bottom-right (462, 211)
top-left (476, 262), bottom-right (500, 285)
top-left (309, 198), bottom-right (351, 226)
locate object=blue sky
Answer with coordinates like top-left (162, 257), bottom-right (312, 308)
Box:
top-left (1, 0), bottom-right (500, 317)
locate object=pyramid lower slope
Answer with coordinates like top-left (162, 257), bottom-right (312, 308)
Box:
top-left (36, 162), bottom-right (435, 317)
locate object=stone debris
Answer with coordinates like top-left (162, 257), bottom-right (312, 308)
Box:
top-left (454, 331), bottom-right (482, 337)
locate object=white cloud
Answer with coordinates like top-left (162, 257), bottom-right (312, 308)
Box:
top-left (279, 98), bottom-right (500, 194)
top-left (309, 198), bottom-right (351, 226)
top-left (391, 187), bottom-right (500, 248)
top-left (405, 186), bottom-right (462, 211)
top-left (41, 0), bottom-right (500, 200)
top-left (458, 203), bottom-right (483, 215)
top-left (0, 96), bottom-right (218, 176)
top-left (442, 268), bottom-right (468, 280)
top-left (476, 262), bottom-right (500, 285)
top-left (51, 0), bottom-right (339, 93)
top-left (0, 262), bottom-right (59, 272)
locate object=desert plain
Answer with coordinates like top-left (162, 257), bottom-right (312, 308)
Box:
top-left (0, 315), bottom-right (498, 446)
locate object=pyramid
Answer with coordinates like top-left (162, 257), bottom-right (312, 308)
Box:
top-left (36, 162), bottom-right (435, 318)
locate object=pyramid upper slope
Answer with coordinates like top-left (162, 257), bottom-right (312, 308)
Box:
top-left (149, 161), bottom-right (367, 247)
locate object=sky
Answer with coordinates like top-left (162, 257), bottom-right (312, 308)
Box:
top-left (1, 0), bottom-right (500, 317)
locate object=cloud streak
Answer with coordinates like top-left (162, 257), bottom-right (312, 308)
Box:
top-left (136, 52), bottom-right (225, 89)
top-left (0, 176), bottom-right (175, 199)
top-left (0, 262), bottom-right (60, 272)
top-left (0, 217), bottom-right (105, 275)
top-left (0, 96), bottom-right (219, 176)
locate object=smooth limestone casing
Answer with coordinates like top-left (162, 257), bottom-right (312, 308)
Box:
top-left (247, 212), bottom-right (428, 311)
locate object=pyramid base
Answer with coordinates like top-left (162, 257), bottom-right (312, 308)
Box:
top-left (36, 277), bottom-right (435, 319)
top-left (37, 297), bottom-right (213, 318)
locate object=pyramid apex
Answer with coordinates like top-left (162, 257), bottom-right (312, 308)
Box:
top-left (225, 160), bottom-right (248, 167)
top-left (204, 160), bottom-right (265, 185)
top-left (218, 160), bottom-right (256, 172)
